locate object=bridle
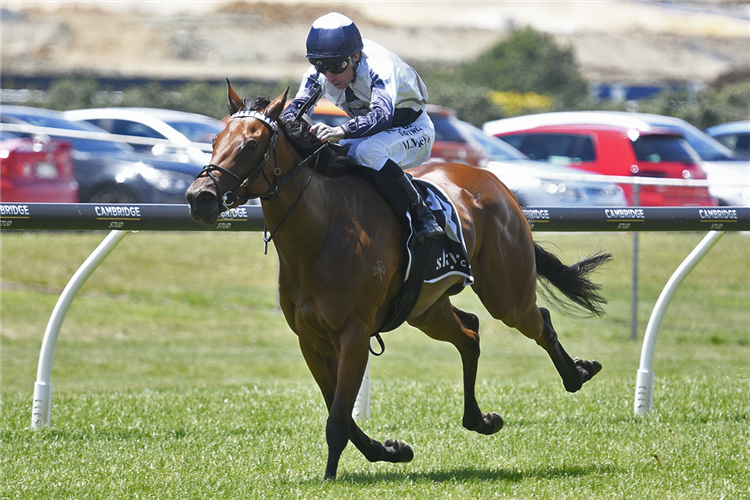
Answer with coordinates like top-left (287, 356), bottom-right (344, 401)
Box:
top-left (197, 110), bottom-right (281, 210)
top-left (194, 109), bottom-right (330, 252)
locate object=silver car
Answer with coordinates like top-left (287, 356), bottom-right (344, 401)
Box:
top-left (706, 120), bottom-right (750, 159)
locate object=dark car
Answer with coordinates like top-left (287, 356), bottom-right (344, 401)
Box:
top-left (1, 105), bottom-right (201, 204)
top-left (0, 130), bottom-right (78, 203)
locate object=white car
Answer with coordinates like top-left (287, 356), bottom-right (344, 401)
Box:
top-left (62, 107), bottom-right (225, 165)
top-left (459, 120), bottom-right (626, 207)
top-left (485, 111), bottom-right (750, 206)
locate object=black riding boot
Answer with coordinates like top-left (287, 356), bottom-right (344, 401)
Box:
top-left (396, 173), bottom-right (444, 243)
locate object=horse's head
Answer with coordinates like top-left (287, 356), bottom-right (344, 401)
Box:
top-left (186, 81), bottom-right (289, 225)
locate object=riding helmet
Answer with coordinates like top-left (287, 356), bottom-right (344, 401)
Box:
top-left (305, 12), bottom-right (363, 60)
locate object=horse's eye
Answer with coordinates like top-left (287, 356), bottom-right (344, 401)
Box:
top-left (211, 135), bottom-right (217, 146)
top-left (243, 139), bottom-right (259, 151)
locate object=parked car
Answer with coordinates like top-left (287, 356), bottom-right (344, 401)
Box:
top-left (62, 107), bottom-right (224, 165)
top-left (425, 105), bottom-right (492, 167)
top-left (310, 99), bottom-right (492, 167)
top-left (1, 105), bottom-right (201, 204)
top-left (0, 130), bottom-right (78, 203)
top-left (486, 111), bottom-right (748, 206)
top-left (484, 114), bottom-right (716, 207)
top-left (618, 112), bottom-right (750, 206)
top-left (457, 121), bottom-right (626, 207)
top-left (705, 120), bottom-right (750, 158)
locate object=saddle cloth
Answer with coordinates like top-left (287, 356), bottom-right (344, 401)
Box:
top-left (379, 177), bottom-right (473, 333)
top-left (351, 166), bottom-right (473, 333)
top-left (409, 180), bottom-right (473, 285)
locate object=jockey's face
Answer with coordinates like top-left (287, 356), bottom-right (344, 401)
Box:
top-left (324, 52), bottom-right (359, 90)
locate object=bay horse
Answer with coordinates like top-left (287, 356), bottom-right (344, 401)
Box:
top-left (185, 84), bottom-right (609, 480)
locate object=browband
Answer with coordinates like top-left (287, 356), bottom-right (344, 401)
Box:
top-left (230, 110), bottom-right (279, 133)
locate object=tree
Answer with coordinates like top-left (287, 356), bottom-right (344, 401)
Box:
top-left (460, 26), bottom-right (589, 109)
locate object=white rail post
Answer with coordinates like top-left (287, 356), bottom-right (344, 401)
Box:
top-left (352, 353), bottom-right (371, 420)
top-left (634, 230), bottom-right (725, 416)
top-left (31, 230), bottom-right (129, 430)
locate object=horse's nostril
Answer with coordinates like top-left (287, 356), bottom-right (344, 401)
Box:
top-left (195, 190), bottom-right (217, 205)
top-left (186, 186), bottom-right (217, 206)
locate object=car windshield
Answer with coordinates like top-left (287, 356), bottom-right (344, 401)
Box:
top-left (163, 120), bottom-right (224, 143)
top-left (501, 133), bottom-right (596, 164)
top-left (2, 111), bottom-right (134, 154)
top-left (631, 135), bottom-right (699, 164)
top-left (459, 122), bottom-right (528, 161)
top-left (430, 114), bottom-right (466, 143)
top-left (651, 122), bottom-right (740, 161)
top-left (678, 127), bottom-right (740, 161)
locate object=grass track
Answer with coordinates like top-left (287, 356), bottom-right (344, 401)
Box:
top-left (2, 230), bottom-right (748, 499)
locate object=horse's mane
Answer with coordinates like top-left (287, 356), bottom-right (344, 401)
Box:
top-left (239, 96), bottom-right (356, 177)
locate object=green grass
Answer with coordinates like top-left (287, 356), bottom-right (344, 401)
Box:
top-left (2, 231), bottom-right (749, 499)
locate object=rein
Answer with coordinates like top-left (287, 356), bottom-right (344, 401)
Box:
top-left (261, 141), bottom-right (329, 254)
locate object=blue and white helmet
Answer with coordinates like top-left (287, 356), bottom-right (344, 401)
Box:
top-left (305, 12), bottom-right (363, 60)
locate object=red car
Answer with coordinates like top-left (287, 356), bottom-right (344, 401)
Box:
top-left (0, 132), bottom-right (78, 203)
top-left (485, 120), bottom-right (715, 206)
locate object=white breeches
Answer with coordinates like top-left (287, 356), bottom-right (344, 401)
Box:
top-left (341, 111), bottom-right (435, 171)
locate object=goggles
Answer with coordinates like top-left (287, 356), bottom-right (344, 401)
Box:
top-left (309, 57), bottom-right (351, 75)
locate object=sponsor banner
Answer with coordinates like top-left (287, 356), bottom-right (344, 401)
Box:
top-left (0, 203), bottom-right (265, 231)
top-left (2, 204), bottom-right (749, 232)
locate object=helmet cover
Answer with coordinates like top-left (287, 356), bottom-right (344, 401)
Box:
top-left (305, 12), bottom-right (364, 60)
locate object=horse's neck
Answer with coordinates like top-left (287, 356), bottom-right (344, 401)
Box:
top-left (262, 162), bottom-right (338, 260)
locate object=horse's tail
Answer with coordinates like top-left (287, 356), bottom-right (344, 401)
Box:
top-left (534, 243), bottom-right (612, 317)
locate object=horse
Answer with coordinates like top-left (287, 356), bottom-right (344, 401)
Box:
top-left (185, 83), bottom-right (610, 480)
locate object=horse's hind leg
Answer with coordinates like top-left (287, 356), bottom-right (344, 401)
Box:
top-left (495, 302), bottom-right (602, 393)
top-left (537, 307), bottom-right (602, 392)
top-left (471, 229), bottom-right (602, 392)
top-left (409, 298), bottom-right (504, 435)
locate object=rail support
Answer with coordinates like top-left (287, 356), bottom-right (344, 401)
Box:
top-left (633, 230), bottom-right (725, 416)
top-left (31, 230), bottom-right (130, 430)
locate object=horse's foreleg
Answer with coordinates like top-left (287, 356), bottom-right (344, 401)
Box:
top-left (299, 333), bottom-right (413, 479)
top-left (297, 337), bottom-right (346, 479)
top-left (410, 299), bottom-right (503, 436)
top-left (348, 423), bottom-right (414, 464)
top-left (323, 328), bottom-right (376, 479)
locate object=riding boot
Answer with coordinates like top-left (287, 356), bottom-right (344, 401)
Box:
top-left (395, 173), bottom-right (444, 243)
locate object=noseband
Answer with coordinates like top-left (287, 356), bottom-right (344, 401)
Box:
top-left (197, 110), bottom-right (281, 210)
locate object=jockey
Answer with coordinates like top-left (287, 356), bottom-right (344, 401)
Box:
top-left (282, 12), bottom-right (443, 243)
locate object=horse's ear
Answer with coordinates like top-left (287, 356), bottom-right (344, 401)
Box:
top-left (265, 86), bottom-right (290, 121)
top-left (226, 78), bottom-right (244, 115)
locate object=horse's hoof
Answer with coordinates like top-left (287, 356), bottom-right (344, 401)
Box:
top-left (486, 412), bottom-right (504, 434)
top-left (590, 359), bottom-right (603, 377)
top-left (383, 438), bottom-right (414, 463)
top-left (575, 357), bottom-right (603, 383)
top-left (464, 411), bottom-right (504, 435)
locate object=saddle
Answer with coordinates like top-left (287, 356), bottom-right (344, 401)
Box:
top-left (353, 167), bottom-right (474, 334)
